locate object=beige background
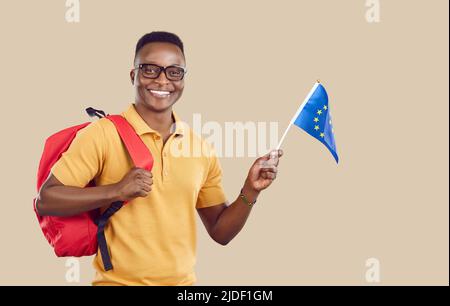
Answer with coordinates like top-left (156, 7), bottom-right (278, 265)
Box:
top-left (0, 0), bottom-right (448, 285)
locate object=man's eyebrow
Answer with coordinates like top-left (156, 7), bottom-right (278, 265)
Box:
top-left (141, 61), bottom-right (186, 67)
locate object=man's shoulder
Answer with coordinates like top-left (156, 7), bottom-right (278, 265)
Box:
top-left (73, 118), bottom-right (117, 145)
top-left (85, 117), bottom-right (117, 135)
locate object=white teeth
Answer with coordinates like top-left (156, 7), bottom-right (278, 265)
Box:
top-left (150, 90), bottom-right (170, 96)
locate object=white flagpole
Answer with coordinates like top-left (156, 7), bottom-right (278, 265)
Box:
top-left (276, 81), bottom-right (321, 150)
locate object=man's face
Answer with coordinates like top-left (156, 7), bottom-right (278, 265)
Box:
top-left (131, 42), bottom-right (186, 113)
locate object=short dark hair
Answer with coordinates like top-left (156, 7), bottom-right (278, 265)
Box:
top-left (135, 31), bottom-right (184, 60)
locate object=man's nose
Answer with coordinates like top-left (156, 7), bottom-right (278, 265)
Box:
top-left (155, 70), bottom-right (170, 85)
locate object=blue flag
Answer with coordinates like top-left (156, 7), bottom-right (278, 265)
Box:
top-left (293, 83), bottom-right (339, 163)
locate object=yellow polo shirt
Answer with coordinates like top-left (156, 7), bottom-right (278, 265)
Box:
top-left (51, 104), bottom-right (227, 286)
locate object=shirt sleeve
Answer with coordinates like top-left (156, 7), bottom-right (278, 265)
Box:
top-left (196, 146), bottom-right (227, 209)
top-left (51, 120), bottom-right (106, 187)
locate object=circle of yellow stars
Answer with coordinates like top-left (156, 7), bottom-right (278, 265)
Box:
top-left (313, 105), bottom-right (334, 139)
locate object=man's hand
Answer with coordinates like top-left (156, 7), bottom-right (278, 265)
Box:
top-left (114, 167), bottom-right (153, 202)
top-left (244, 149), bottom-right (283, 193)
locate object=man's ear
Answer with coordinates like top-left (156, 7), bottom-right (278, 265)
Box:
top-left (130, 69), bottom-right (135, 85)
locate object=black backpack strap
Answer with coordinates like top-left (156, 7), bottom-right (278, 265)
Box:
top-left (85, 107), bottom-right (107, 119)
top-left (95, 201), bottom-right (123, 271)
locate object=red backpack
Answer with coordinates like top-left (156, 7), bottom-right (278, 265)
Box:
top-left (33, 107), bottom-right (154, 271)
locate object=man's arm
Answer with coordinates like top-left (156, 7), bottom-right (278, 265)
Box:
top-left (37, 168), bottom-right (153, 217)
top-left (197, 150), bottom-right (283, 245)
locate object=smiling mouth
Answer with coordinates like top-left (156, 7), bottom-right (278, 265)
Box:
top-left (148, 89), bottom-right (172, 98)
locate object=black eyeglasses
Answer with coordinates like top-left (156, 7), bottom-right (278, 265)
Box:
top-left (135, 63), bottom-right (187, 81)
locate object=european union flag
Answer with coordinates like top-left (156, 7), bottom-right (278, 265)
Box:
top-left (293, 82), bottom-right (339, 163)
top-left (277, 82), bottom-right (339, 163)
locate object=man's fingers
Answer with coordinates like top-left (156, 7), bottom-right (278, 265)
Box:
top-left (268, 172), bottom-right (276, 180)
top-left (257, 149), bottom-right (283, 163)
top-left (261, 165), bottom-right (278, 173)
top-left (142, 181), bottom-right (153, 188)
top-left (135, 167), bottom-right (152, 176)
top-left (261, 166), bottom-right (277, 173)
top-left (142, 184), bottom-right (152, 192)
top-left (142, 171), bottom-right (152, 178)
top-left (144, 178), bottom-right (153, 185)
top-left (138, 190), bottom-right (149, 197)
top-left (138, 173), bottom-right (153, 184)
top-left (258, 159), bottom-right (279, 169)
top-left (262, 171), bottom-right (276, 180)
top-left (269, 149), bottom-right (283, 158)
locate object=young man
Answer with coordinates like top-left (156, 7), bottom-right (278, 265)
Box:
top-left (37, 32), bottom-right (283, 286)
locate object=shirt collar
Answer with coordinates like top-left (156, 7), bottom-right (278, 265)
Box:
top-left (121, 104), bottom-right (185, 137)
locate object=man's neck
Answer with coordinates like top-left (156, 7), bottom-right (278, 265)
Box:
top-left (134, 103), bottom-right (174, 136)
